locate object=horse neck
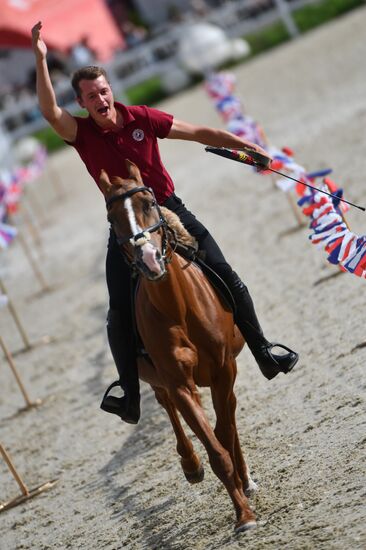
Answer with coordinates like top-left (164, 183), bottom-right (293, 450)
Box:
top-left (139, 252), bottom-right (190, 315)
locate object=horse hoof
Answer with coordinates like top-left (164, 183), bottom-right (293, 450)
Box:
top-left (184, 465), bottom-right (205, 484)
top-left (234, 520), bottom-right (257, 533)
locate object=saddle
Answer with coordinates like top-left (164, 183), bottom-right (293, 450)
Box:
top-left (175, 242), bottom-right (236, 314)
top-left (160, 206), bottom-right (236, 314)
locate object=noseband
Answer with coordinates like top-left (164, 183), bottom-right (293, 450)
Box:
top-left (106, 186), bottom-right (168, 262)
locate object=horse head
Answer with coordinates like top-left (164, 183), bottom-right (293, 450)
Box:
top-left (99, 160), bottom-right (167, 281)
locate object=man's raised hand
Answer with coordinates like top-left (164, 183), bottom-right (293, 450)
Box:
top-left (31, 21), bottom-right (47, 59)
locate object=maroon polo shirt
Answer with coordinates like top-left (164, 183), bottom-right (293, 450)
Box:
top-left (67, 102), bottom-right (174, 204)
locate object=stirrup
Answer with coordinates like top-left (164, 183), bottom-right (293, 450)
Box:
top-left (100, 380), bottom-right (140, 424)
top-left (269, 343), bottom-right (298, 366)
top-left (101, 380), bottom-right (122, 402)
top-left (255, 342), bottom-right (299, 381)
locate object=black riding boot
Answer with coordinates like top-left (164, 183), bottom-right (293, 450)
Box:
top-left (227, 271), bottom-right (299, 380)
top-left (100, 309), bottom-right (140, 424)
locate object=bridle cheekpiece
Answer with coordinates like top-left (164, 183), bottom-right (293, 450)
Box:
top-left (105, 185), bottom-right (168, 262)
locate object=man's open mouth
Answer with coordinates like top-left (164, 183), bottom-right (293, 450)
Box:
top-left (97, 106), bottom-right (109, 114)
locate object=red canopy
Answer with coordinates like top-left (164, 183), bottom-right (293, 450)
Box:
top-left (0, 0), bottom-right (125, 61)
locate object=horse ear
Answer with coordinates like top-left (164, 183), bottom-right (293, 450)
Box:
top-left (125, 159), bottom-right (142, 182)
top-left (99, 169), bottom-right (112, 195)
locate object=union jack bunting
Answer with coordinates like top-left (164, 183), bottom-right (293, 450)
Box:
top-left (300, 189), bottom-right (366, 278)
top-left (0, 222), bottom-right (17, 249)
top-left (0, 142), bottom-right (47, 247)
top-left (205, 71), bottom-right (364, 279)
top-left (205, 72), bottom-right (267, 148)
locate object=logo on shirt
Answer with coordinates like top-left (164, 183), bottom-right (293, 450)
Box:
top-left (132, 129), bottom-right (145, 141)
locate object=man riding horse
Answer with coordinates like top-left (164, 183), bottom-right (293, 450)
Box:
top-left (31, 21), bottom-right (299, 425)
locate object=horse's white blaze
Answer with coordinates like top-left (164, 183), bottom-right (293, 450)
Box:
top-left (124, 196), bottom-right (162, 275)
top-left (124, 197), bottom-right (139, 235)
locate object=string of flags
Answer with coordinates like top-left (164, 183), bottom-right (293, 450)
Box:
top-left (204, 72), bottom-right (267, 149)
top-left (0, 143), bottom-right (47, 250)
top-left (299, 186), bottom-right (366, 278)
top-left (204, 72), bottom-right (366, 279)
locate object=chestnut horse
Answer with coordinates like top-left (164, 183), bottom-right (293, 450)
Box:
top-left (99, 160), bottom-right (258, 532)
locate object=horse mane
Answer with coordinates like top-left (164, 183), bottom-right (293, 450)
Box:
top-left (160, 207), bottom-right (198, 250)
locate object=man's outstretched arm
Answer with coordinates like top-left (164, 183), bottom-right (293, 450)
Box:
top-left (31, 21), bottom-right (77, 142)
top-left (167, 119), bottom-right (271, 166)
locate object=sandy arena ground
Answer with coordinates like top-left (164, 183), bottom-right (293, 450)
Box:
top-left (1, 7), bottom-right (365, 549)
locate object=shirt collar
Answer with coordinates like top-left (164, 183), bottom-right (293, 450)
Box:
top-left (88, 102), bottom-right (135, 134)
top-left (115, 102), bottom-right (135, 126)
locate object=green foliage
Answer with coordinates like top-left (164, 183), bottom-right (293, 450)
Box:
top-left (245, 22), bottom-right (290, 57)
top-left (33, 108), bottom-right (85, 152)
top-left (124, 76), bottom-right (167, 105)
top-left (33, 126), bottom-right (65, 153)
top-left (245, 0), bottom-right (365, 56)
top-left (127, 8), bottom-right (148, 30)
top-left (293, 0), bottom-right (365, 32)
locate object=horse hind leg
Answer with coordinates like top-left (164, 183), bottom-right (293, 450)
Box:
top-left (170, 385), bottom-right (256, 532)
top-left (153, 387), bottom-right (204, 484)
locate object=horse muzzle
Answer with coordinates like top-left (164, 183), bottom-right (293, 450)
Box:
top-left (135, 243), bottom-right (166, 281)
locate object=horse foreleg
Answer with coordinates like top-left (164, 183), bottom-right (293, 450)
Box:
top-left (153, 387), bottom-right (204, 484)
top-left (170, 385), bottom-right (256, 531)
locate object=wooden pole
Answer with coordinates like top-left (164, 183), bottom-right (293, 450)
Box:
top-left (324, 181), bottom-right (351, 230)
top-left (46, 160), bottom-right (67, 201)
top-left (0, 336), bottom-right (36, 409)
top-left (0, 444), bottom-right (29, 496)
top-left (16, 203), bottom-right (44, 256)
top-left (269, 173), bottom-right (278, 190)
top-left (0, 278), bottom-right (32, 350)
top-left (23, 187), bottom-right (48, 228)
top-left (16, 230), bottom-right (50, 293)
top-left (0, 443), bottom-right (58, 513)
top-left (287, 191), bottom-right (306, 227)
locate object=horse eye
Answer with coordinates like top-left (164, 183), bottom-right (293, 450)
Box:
top-left (143, 200), bottom-right (154, 214)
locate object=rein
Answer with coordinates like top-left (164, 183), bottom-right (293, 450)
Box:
top-left (106, 185), bottom-right (169, 265)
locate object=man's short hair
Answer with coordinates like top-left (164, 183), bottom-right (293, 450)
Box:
top-left (71, 66), bottom-right (108, 97)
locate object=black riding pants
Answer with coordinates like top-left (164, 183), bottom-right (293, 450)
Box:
top-left (106, 193), bottom-right (265, 352)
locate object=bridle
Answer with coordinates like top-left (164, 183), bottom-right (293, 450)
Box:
top-left (105, 185), bottom-right (169, 265)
